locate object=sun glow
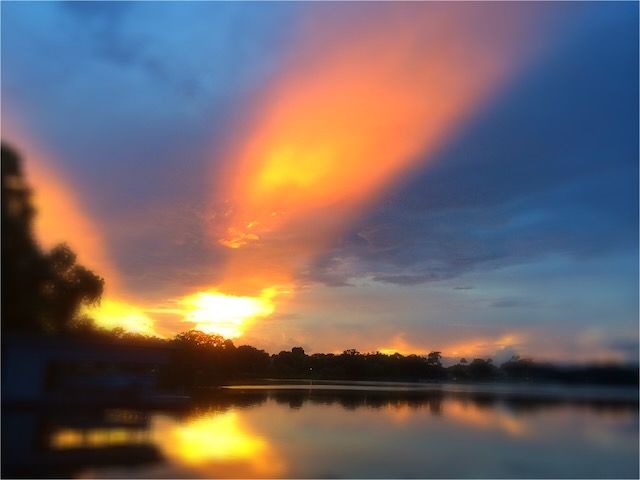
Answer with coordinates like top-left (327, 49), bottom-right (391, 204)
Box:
top-left (84, 299), bottom-right (158, 337)
top-left (378, 335), bottom-right (428, 356)
top-left (178, 288), bottom-right (278, 338)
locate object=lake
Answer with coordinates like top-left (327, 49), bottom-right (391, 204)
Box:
top-left (3, 383), bottom-right (638, 478)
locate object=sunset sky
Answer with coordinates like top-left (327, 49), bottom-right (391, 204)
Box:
top-left (2, 2), bottom-right (638, 362)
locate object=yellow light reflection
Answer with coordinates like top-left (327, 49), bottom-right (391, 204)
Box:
top-left (152, 411), bottom-right (284, 477)
top-left (50, 429), bottom-right (84, 449)
top-left (177, 288), bottom-right (277, 338)
top-left (50, 428), bottom-right (149, 449)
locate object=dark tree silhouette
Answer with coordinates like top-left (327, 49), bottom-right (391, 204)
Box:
top-left (467, 358), bottom-right (497, 379)
top-left (1, 143), bottom-right (104, 334)
top-left (174, 329), bottom-right (233, 349)
top-left (426, 351), bottom-right (442, 367)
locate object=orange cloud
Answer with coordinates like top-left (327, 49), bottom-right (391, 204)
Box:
top-left (443, 333), bottom-right (525, 360)
top-left (213, 4), bottom-right (545, 300)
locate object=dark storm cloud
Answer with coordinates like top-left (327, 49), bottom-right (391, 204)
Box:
top-left (307, 3), bottom-right (638, 288)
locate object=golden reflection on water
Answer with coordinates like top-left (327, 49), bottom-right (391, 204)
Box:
top-left (385, 403), bottom-right (414, 424)
top-left (151, 410), bottom-right (285, 478)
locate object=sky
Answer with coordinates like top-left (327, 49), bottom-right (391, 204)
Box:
top-left (2, 1), bottom-right (638, 363)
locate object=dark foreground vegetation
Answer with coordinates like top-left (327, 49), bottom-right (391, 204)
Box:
top-left (2, 142), bottom-right (638, 393)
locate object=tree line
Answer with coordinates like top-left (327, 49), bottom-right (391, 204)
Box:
top-left (67, 327), bottom-right (639, 388)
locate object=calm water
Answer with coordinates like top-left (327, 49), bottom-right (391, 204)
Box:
top-left (4, 384), bottom-right (638, 478)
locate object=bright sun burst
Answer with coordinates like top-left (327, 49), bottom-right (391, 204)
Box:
top-left (85, 299), bottom-right (157, 336)
top-left (178, 288), bottom-right (277, 338)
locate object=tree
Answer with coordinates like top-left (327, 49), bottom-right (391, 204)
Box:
top-left (501, 355), bottom-right (535, 381)
top-left (173, 330), bottom-right (233, 349)
top-left (291, 346), bottom-right (306, 357)
top-left (1, 144), bottom-right (104, 333)
top-left (235, 345), bottom-right (270, 377)
top-left (468, 358), bottom-right (497, 380)
top-left (425, 351), bottom-right (445, 379)
top-left (426, 351), bottom-right (442, 367)
top-left (43, 244), bottom-right (103, 331)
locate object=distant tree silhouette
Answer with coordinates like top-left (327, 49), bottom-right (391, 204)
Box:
top-left (1, 143), bottom-right (104, 333)
top-left (291, 346), bottom-right (305, 357)
top-left (501, 355), bottom-right (535, 380)
top-left (163, 330), bottom-right (274, 387)
top-left (467, 358), bottom-right (497, 379)
top-left (235, 345), bottom-right (270, 377)
top-left (448, 361), bottom-right (470, 381)
top-left (174, 329), bottom-right (233, 349)
top-left (427, 351), bottom-right (442, 367)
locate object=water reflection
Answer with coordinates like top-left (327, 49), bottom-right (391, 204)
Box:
top-left (444, 400), bottom-right (530, 437)
top-left (50, 427), bottom-right (150, 450)
top-left (3, 385), bottom-right (638, 478)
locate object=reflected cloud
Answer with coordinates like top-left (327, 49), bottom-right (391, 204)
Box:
top-left (445, 400), bottom-right (529, 438)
